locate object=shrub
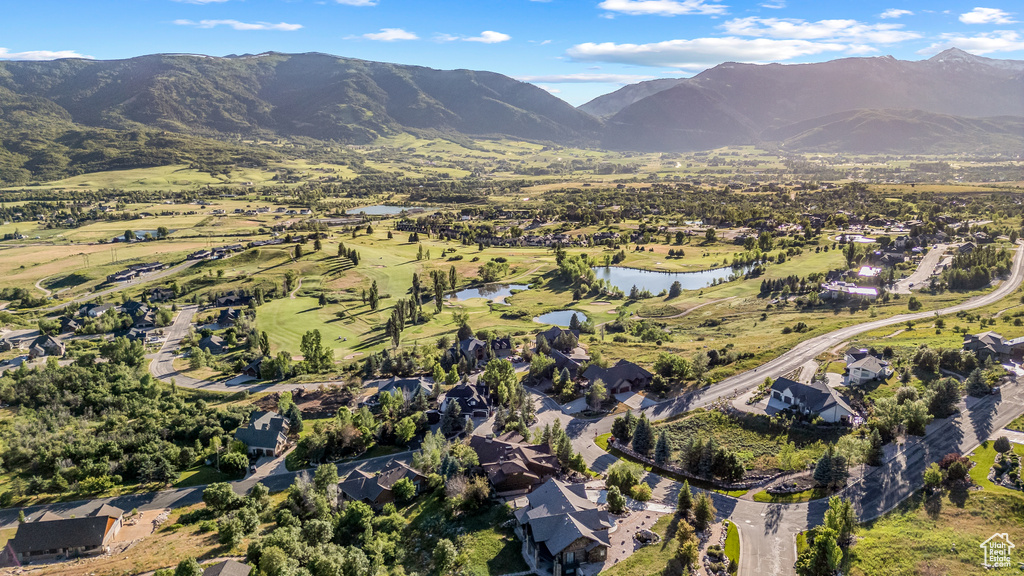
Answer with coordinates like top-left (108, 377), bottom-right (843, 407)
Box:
top-left (631, 483), bottom-right (653, 501)
top-left (994, 436), bottom-right (1012, 453)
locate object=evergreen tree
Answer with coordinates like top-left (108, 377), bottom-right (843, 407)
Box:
top-left (654, 432), bottom-right (670, 465)
top-left (631, 415), bottom-right (653, 456)
top-left (676, 480), bottom-right (693, 518)
top-left (813, 451), bottom-right (833, 487)
top-left (692, 491), bottom-right (716, 532)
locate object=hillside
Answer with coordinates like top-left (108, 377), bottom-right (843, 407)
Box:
top-left (601, 48), bottom-right (1024, 152)
top-left (578, 78), bottom-right (686, 118)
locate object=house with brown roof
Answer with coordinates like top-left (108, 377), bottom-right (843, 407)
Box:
top-left (581, 360), bottom-right (653, 394)
top-left (339, 460), bottom-right (425, 509)
top-left (28, 335), bottom-right (65, 359)
top-left (469, 433), bottom-right (560, 495)
top-left (3, 505), bottom-right (123, 564)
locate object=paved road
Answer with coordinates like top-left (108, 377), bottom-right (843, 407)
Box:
top-left (892, 244), bottom-right (948, 294)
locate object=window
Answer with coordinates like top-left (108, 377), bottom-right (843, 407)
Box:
top-left (565, 551), bottom-right (575, 565)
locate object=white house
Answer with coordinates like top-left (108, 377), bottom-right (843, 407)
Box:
top-left (766, 377), bottom-right (855, 424)
top-left (847, 356), bottom-right (893, 385)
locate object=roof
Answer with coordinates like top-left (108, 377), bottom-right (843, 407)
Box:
top-left (203, 559), bottom-right (252, 576)
top-left (849, 356), bottom-right (890, 373)
top-left (377, 376), bottom-right (432, 399)
top-left (198, 335), bottom-right (226, 352)
top-left (10, 506), bottom-right (123, 555)
top-left (339, 461), bottom-right (423, 503)
top-left (459, 338), bottom-right (486, 354)
top-left (217, 308), bottom-right (240, 325)
top-left (29, 334), bottom-right (64, 351)
top-left (770, 377), bottom-right (854, 416)
top-left (514, 479), bottom-right (610, 556)
top-left (582, 359), bottom-right (652, 385)
top-left (443, 384), bottom-right (489, 413)
top-left (234, 411), bottom-right (288, 449)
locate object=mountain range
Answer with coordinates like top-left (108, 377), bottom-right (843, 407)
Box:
top-left (0, 48), bottom-right (1022, 183)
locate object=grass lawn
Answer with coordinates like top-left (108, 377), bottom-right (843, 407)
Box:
top-left (751, 487), bottom-right (829, 503)
top-left (602, 515), bottom-right (680, 576)
top-left (173, 465), bottom-right (233, 489)
top-left (724, 520), bottom-right (740, 569)
top-left (0, 527), bottom-right (15, 549)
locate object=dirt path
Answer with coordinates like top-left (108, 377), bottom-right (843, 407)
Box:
top-left (289, 277), bottom-right (305, 299)
top-left (34, 276), bottom-right (52, 298)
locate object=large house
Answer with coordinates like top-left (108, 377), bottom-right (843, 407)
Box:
top-left (234, 411), bottom-right (290, 457)
top-left (537, 327), bottom-right (580, 352)
top-left (766, 377), bottom-right (855, 424)
top-left (339, 460), bottom-right (425, 509)
top-left (4, 505), bottom-right (124, 564)
top-left (582, 360), bottom-right (653, 394)
top-left (963, 331), bottom-right (1018, 361)
top-left (374, 376), bottom-right (433, 404)
top-left (847, 355), bottom-right (893, 386)
top-left (469, 433), bottom-right (560, 495)
top-left (28, 335), bottom-right (65, 359)
top-left (455, 338), bottom-right (488, 364)
top-left (216, 308), bottom-right (241, 328)
top-left (515, 479), bottom-right (611, 575)
top-left (441, 383), bottom-right (491, 418)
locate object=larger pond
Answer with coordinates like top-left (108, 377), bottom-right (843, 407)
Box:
top-left (535, 310), bottom-right (589, 327)
top-left (345, 205), bottom-right (412, 216)
top-left (594, 265), bottom-right (750, 293)
top-left (449, 284), bottom-right (529, 303)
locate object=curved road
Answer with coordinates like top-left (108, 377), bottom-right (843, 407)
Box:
top-left (93, 243), bottom-right (1024, 575)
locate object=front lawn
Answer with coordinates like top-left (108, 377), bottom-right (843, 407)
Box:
top-left (724, 520), bottom-right (740, 569)
top-left (173, 465), bottom-right (233, 488)
top-left (602, 515), bottom-right (679, 576)
top-left (752, 487), bottom-right (830, 503)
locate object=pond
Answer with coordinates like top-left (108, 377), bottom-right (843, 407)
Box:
top-left (449, 284), bottom-right (529, 303)
top-left (345, 205), bottom-right (412, 216)
top-left (113, 229), bottom-right (173, 241)
top-left (535, 310), bottom-right (589, 327)
top-left (594, 265), bottom-right (752, 294)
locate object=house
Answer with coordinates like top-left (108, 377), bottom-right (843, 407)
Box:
top-left (197, 335), bottom-right (227, 355)
top-left (469, 433), bottom-right (560, 495)
top-left (374, 376), bottom-right (433, 404)
top-left (203, 559), bottom-right (252, 576)
top-left (514, 479), bottom-right (611, 575)
top-left (766, 377), bottom-right (855, 424)
top-left (339, 460), bottom-right (425, 509)
top-left (5, 505), bottom-right (123, 564)
top-left (150, 287), bottom-right (175, 302)
top-left (581, 360), bottom-right (653, 394)
top-left (28, 335), bottom-right (65, 359)
top-left (551, 347), bottom-right (590, 379)
top-left (234, 411), bottom-right (290, 457)
top-left (215, 294), bottom-right (252, 308)
top-left (122, 302), bottom-right (155, 328)
top-left (820, 282), bottom-right (878, 301)
top-left (217, 308), bottom-right (241, 328)
top-left (456, 338), bottom-right (488, 364)
top-left (242, 357), bottom-right (264, 378)
top-left (537, 327), bottom-right (580, 352)
top-left (492, 337), bottom-right (514, 358)
top-left (963, 332), bottom-right (1012, 361)
top-left (59, 317), bottom-right (81, 334)
top-left (959, 242), bottom-right (977, 255)
top-left (79, 303), bottom-right (114, 318)
top-left (847, 356), bottom-right (893, 385)
top-left (441, 383), bottom-right (490, 418)
top-left (844, 348), bottom-right (870, 366)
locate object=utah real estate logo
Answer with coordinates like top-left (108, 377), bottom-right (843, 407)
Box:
top-left (981, 533), bottom-right (1015, 568)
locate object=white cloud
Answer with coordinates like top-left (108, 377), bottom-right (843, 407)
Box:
top-left (918, 30), bottom-right (1024, 54)
top-left (356, 28), bottom-right (418, 41)
top-left (537, 85), bottom-right (561, 93)
top-left (959, 7), bottom-right (1016, 24)
top-left (516, 73), bottom-right (657, 83)
top-left (760, 1), bottom-right (786, 9)
top-left (598, 0), bottom-right (728, 17)
top-left (466, 31), bottom-right (511, 43)
top-left (0, 47), bottom-right (92, 60)
top-left (335, 0), bottom-right (378, 5)
top-left (721, 17), bottom-right (921, 44)
top-left (174, 19), bottom-right (302, 31)
top-left (879, 9), bottom-right (913, 19)
top-left (567, 37), bottom-right (849, 68)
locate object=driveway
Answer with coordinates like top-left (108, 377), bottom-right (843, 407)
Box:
top-left (892, 244), bottom-right (948, 294)
top-left (614, 391), bottom-right (658, 410)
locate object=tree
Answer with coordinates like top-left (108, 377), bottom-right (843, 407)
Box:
top-left (396, 416), bottom-right (417, 445)
top-left (433, 538), bottom-right (458, 575)
top-left (668, 280), bottom-right (682, 298)
top-left (995, 435), bottom-right (1012, 453)
top-left (368, 280), bottom-right (380, 311)
top-left (795, 527), bottom-right (842, 576)
top-left (606, 485), bottom-right (627, 514)
top-left (907, 296), bottom-right (922, 311)
top-left (448, 266), bottom-right (458, 298)
top-left (440, 399), bottom-right (462, 435)
top-left (654, 432), bottom-right (670, 465)
top-left (606, 460), bottom-right (642, 492)
top-left (927, 377), bottom-right (962, 418)
top-left (677, 535), bottom-right (699, 571)
top-left (966, 368), bottom-right (989, 397)
top-left (692, 351), bottom-right (710, 382)
top-left (220, 452), bottom-right (249, 476)
top-left (294, 245), bottom-right (303, 259)
top-left (947, 459), bottom-right (969, 482)
top-left (173, 557), bottom-right (203, 576)
top-left (203, 482), bottom-right (240, 513)
top-left (314, 463), bottom-right (339, 495)
top-left (318, 293), bottom-right (327, 307)
top-left (631, 415), bottom-right (653, 456)
top-left (813, 451), bottom-right (833, 488)
top-left (704, 228), bottom-right (717, 243)
top-left (611, 411), bottom-right (639, 442)
top-left (587, 379), bottom-right (607, 412)
top-left (314, 238), bottom-right (323, 252)
top-left (677, 480), bottom-right (693, 517)
top-left (393, 477), bottom-right (416, 502)
top-left (259, 331), bottom-right (271, 357)
top-left (923, 462), bottom-right (943, 490)
top-left (822, 497), bottom-right (856, 545)
top-left (692, 491), bottom-right (716, 532)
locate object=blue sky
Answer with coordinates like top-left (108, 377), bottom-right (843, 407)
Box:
top-left (2, 0), bottom-right (1023, 105)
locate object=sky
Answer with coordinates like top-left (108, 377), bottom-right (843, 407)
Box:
top-left (1, 0), bottom-right (1023, 105)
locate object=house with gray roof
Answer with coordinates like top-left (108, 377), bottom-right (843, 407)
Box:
top-left (234, 411), bottom-right (290, 457)
top-left (339, 460), bottom-right (425, 509)
top-left (374, 376), bottom-right (433, 404)
top-left (847, 355), bottom-right (893, 386)
top-left (514, 479), bottom-right (611, 575)
top-left (963, 331), bottom-right (1011, 361)
top-left (28, 335), bottom-right (65, 359)
top-left (766, 377), bottom-right (855, 424)
top-left (203, 559), bottom-right (252, 576)
top-left (3, 505), bottom-right (123, 564)
top-left (582, 360), bottom-right (653, 394)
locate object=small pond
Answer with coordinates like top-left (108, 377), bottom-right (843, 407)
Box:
top-left (449, 284), bottom-right (529, 303)
top-left (535, 310), bottom-right (589, 327)
top-left (114, 229), bottom-right (174, 241)
top-left (594, 265), bottom-right (752, 294)
top-left (345, 205), bottom-right (412, 215)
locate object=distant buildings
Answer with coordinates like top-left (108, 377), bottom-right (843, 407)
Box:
top-left (105, 262), bottom-right (166, 283)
